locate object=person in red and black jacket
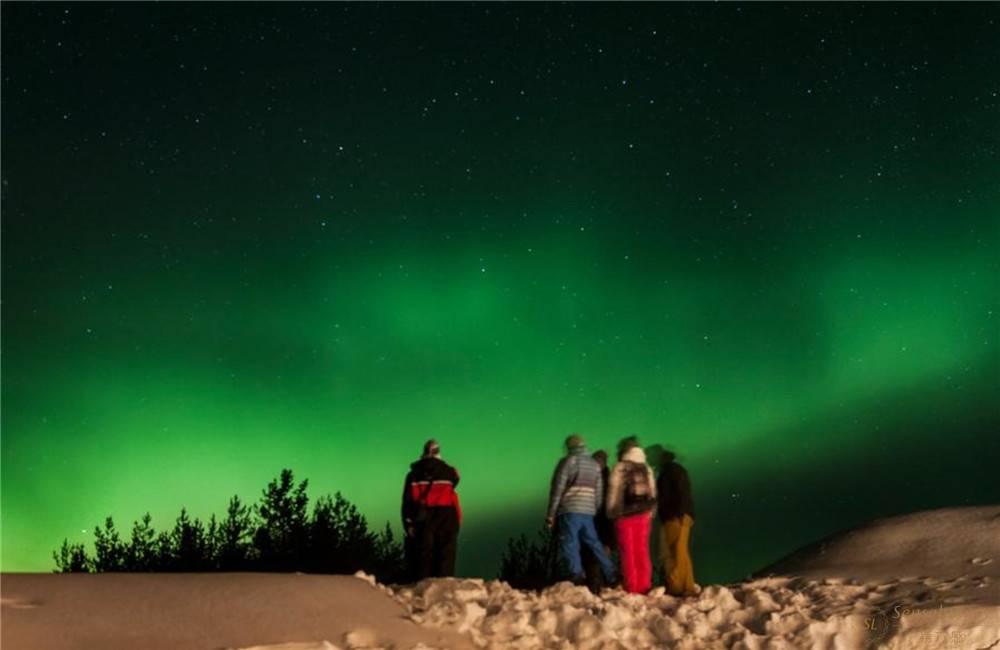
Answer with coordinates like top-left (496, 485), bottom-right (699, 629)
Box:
top-left (402, 439), bottom-right (462, 581)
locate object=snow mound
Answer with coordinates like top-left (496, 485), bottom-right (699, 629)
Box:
top-left (761, 505), bottom-right (1000, 582)
top-left (2, 572), bottom-right (474, 650)
top-left (386, 507), bottom-right (1000, 649)
top-left (389, 575), bottom-right (998, 649)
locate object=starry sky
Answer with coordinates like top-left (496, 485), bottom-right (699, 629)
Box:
top-left (2, 3), bottom-right (998, 583)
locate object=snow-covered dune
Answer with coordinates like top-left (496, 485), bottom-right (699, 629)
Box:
top-left (0, 572), bottom-right (474, 650)
top-left (3, 507), bottom-right (997, 649)
top-left (759, 505), bottom-right (1000, 582)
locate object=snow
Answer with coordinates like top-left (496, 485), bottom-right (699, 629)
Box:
top-left (0, 572), bottom-right (473, 650)
top-left (760, 505), bottom-right (1000, 583)
top-left (384, 506), bottom-right (1000, 649)
top-left (388, 572), bottom-right (997, 649)
top-left (2, 507), bottom-right (997, 649)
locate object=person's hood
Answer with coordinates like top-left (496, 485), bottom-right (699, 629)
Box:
top-left (621, 446), bottom-right (647, 464)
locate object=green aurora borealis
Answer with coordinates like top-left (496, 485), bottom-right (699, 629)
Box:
top-left (2, 4), bottom-right (998, 582)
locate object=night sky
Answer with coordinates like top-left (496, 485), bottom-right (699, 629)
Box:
top-left (2, 3), bottom-right (998, 583)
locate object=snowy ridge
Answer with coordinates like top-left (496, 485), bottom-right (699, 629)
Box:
top-left (383, 573), bottom-right (997, 649)
top-left (758, 506), bottom-right (1000, 583)
top-left (375, 507), bottom-right (1000, 649)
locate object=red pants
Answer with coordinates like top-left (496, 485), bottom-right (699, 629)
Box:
top-left (615, 511), bottom-right (652, 594)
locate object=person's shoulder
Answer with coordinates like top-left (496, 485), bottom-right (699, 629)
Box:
top-left (433, 457), bottom-right (457, 471)
top-left (666, 462), bottom-right (690, 479)
top-left (555, 454), bottom-right (577, 472)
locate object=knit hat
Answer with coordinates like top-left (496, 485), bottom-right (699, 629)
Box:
top-left (423, 439), bottom-right (441, 457)
top-left (617, 436), bottom-right (640, 457)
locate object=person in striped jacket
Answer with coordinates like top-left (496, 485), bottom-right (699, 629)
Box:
top-left (545, 435), bottom-right (617, 589)
top-left (402, 439), bottom-right (462, 581)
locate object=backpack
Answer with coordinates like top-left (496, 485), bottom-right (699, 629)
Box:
top-left (622, 462), bottom-right (656, 515)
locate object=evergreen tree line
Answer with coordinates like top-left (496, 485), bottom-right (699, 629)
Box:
top-left (54, 467), bottom-right (631, 588)
top-left (53, 469), bottom-right (406, 583)
top-left (498, 526), bottom-right (564, 590)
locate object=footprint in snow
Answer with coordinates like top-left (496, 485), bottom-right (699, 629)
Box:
top-left (0, 597), bottom-right (42, 609)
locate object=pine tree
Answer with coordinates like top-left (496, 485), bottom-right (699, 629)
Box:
top-left (216, 495), bottom-right (255, 570)
top-left (92, 517), bottom-right (126, 571)
top-left (125, 513), bottom-right (159, 571)
top-left (170, 508), bottom-right (211, 571)
top-left (370, 521), bottom-right (406, 584)
top-left (53, 539), bottom-right (92, 573)
top-left (306, 492), bottom-right (377, 575)
top-left (254, 469), bottom-right (309, 571)
top-left (306, 494), bottom-right (339, 573)
top-left (205, 513), bottom-right (219, 569)
top-left (154, 529), bottom-right (173, 569)
top-left (498, 526), bottom-right (562, 590)
top-left (330, 491), bottom-right (375, 573)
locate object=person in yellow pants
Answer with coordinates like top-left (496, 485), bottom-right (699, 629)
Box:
top-left (659, 513), bottom-right (695, 595)
top-left (655, 450), bottom-right (697, 596)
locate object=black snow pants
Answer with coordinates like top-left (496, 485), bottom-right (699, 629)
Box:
top-left (408, 506), bottom-right (459, 581)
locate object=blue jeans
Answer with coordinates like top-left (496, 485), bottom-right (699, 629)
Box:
top-left (558, 512), bottom-right (617, 582)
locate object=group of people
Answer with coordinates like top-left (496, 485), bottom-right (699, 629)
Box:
top-left (546, 434), bottom-right (696, 596)
top-left (400, 435), bottom-right (696, 597)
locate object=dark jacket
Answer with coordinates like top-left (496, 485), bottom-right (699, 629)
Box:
top-left (656, 461), bottom-right (694, 520)
top-left (402, 456), bottom-right (461, 528)
top-left (594, 465), bottom-right (615, 547)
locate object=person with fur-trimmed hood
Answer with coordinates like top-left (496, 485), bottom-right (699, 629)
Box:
top-left (402, 439), bottom-right (462, 581)
top-left (606, 436), bottom-right (657, 594)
